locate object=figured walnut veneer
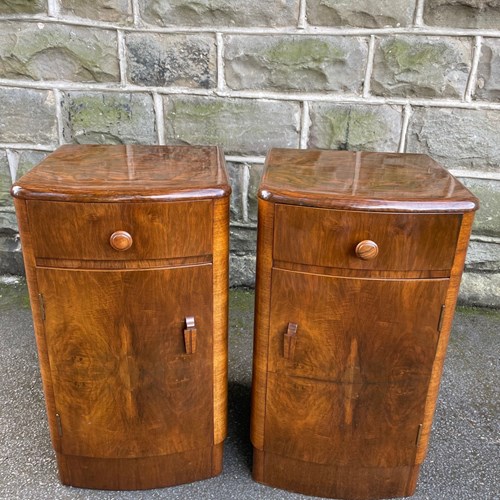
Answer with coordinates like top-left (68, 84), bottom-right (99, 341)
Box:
top-left (251, 149), bottom-right (478, 500)
top-left (11, 144), bottom-right (230, 490)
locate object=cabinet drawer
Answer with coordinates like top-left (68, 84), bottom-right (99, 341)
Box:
top-left (274, 204), bottom-right (461, 272)
top-left (27, 200), bottom-right (212, 261)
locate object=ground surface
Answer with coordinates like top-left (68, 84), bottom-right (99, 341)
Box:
top-left (0, 278), bottom-right (498, 500)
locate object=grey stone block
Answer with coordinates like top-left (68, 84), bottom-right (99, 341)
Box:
top-left (14, 150), bottom-right (49, 180)
top-left (231, 225), bottom-right (257, 256)
top-left (0, 88), bottom-right (58, 145)
top-left (225, 35), bottom-right (367, 93)
top-left (306, 0), bottom-right (417, 28)
top-left (164, 96), bottom-right (300, 155)
top-left (475, 38), bottom-right (500, 102)
top-left (139, 0), bottom-right (299, 27)
top-left (230, 254), bottom-right (256, 287)
top-left (406, 107), bottom-right (500, 172)
top-left (60, 0), bottom-right (133, 24)
top-left (0, 22), bottom-right (119, 83)
top-left (126, 33), bottom-right (216, 88)
top-left (227, 162), bottom-right (263, 224)
top-left (460, 178), bottom-right (500, 238)
top-left (0, 234), bottom-right (23, 276)
top-left (0, 152), bottom-right (11, 208)
top-left (466, 240), bottom-right (500, 272)
top-left (62, 92), bottom-right (157, 145)
top-left (459, 271), bottom-right (500, 308)
top-left (309, 103), bottom-right (402, 151)
top-left (372, 36), bottom-right (471, 98)
top-left (0, 0), bottom-right (46, 14)
top-left (424, 0), bottom-right (500, 29)
top-left (0, 210), bottom-right (18, 234)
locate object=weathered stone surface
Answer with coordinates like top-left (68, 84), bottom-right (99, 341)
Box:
top-left (139, 0), bottom-right (299, 27)
top-left (62, 92), bottom-right (157, 144)
top-left (0, 22), bottom-right (119, 83)
top-left (372, 36), bottom-right (471, 98)
top-left (0, 0), bottom-right (46, 14)
top-left (309, 103), bottom-right (402, 151)
top-left (475, 38), bottom-right (500, 102)
top-left (459, 271), bottom-right (500, 308)
top-left (406, 107), bottom-right (500, 172)
top-left (165, 96), bottom-right (300, 155)
top-left (0, 233), bottom-right (23, 276)
top-left (231, 226), bottom-right (257, 256)
top-left (460, 178), bottom-right (500, 237)
top-left (307, 0), bottom-right (417, 27)
top-left (225, 35), bottom-right (367, 93)
top-left (0, 88), bottom-right (58, 145)
top-left (0, 210), bottom-right (17, 234)
top-left (247, 163), bottom-right (263, 223)
top-left (14, 150), bottom-right (48, 180)
top-left (0, 153), bottom-right (11, 208)
top-left (227, 162), bottom-right (262, 224)
top-left (230, 254), bottom-right (256, 287)
top-left (424, 0), bottom-right (500, 29)
top-left (60, 0), bottom-right (132, 24)
top-left (466, 240), bottom-right (500, 272)
top-left (126, 33), bottom-right (216, 88)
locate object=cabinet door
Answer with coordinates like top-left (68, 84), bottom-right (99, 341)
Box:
top-left (37, 265), bottom-right (213, 459)
top-left (265, 269), bottom-right (448, 467)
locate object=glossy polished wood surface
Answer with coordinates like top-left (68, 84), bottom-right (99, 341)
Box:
top-left (251, 149), bottom-right (478, 500)
top-left (28, 200), bottom-right (212, 261)
top-left (274, 204), bottom-right (461, 272)
top-left (260, 149), bottom-right (479, 212)
top-left (38, 266), bottom-right (213, 459)
top-left (12, 145), bottom-right (230, 490)
top-left (11, 144), bottom-right (230, 202)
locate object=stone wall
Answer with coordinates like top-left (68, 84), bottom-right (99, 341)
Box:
top-left (0, 0), bottom-right (499, 306)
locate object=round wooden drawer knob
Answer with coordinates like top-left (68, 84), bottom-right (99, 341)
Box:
top-left (355, 240), bottom-right (379, 260)
top-left (109, 231), bottom-right (133, 251)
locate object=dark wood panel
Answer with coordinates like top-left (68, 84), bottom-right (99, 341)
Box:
top-left (264, 373), bottom-right (427, 468)
top-left (57, 443), bottom-right (223, 490)
top-left (274, 204), bottom-right (461, 271)
top-left (11, 145), bottom-right (230, 202)
top-left (37, 265), bottom-right (214, 459)
top-left (28, 200), bottom-right (212, 261)
top-left (268, 270), bottom-right (449, 383)
top-left (260, 149), bottom-right (478, 212)
top-left (254, 448), bottom-right (419, 500)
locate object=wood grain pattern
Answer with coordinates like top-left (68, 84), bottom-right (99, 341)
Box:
top-left (212, 196), bottom-right (229, 447)
top-left (28, 200), bottom-right (212, 261)
top-left (255, 448), bottom-right (420, 500)
top-left (415, 211), bottom-right (476, 464)
top-left (250, 199), bottom-right (275, 452)
top-left (12, 145), bottom-right (230, 490)
top-left (57, 443), bottom-right (223, 490)
top-left (260, 149), bottom-right (479, 212)
top-left (268, 270), bottom-right (448, 384)
top-left (274, 204), bottom-right (461, 272)
top-left (12, 198), bottom-right (62, 452)
top-left (11, 145), bottom-right (230, 202)
top-left (251, 149), bottom-right (478, 499)
top-left (38, 265), bottom-right (214, 459)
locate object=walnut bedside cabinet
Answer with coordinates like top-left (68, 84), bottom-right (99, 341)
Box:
top-left (251, 149), bottom-right (478, 500)
top-left (11, 145), bottom-right (230, 490)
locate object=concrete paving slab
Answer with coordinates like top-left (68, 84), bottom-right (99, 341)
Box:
top-left (0, 278), bottom-right (498, 500)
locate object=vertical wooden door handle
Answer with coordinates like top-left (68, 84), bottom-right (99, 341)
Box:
top-left (184, 316), bottom-right (197, 354)
top-left (284, 322), bottom-right (298, 360)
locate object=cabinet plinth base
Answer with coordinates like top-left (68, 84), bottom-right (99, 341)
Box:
top-left (252, 447), bottom-right (419, 500)
top-left (56, 443), bottom-right (224, 490)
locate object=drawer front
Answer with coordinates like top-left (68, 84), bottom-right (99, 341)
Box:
top-left (274, 204), bottom-right (461, 272)
top-left (28, 200), bottom-right (212, 261)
